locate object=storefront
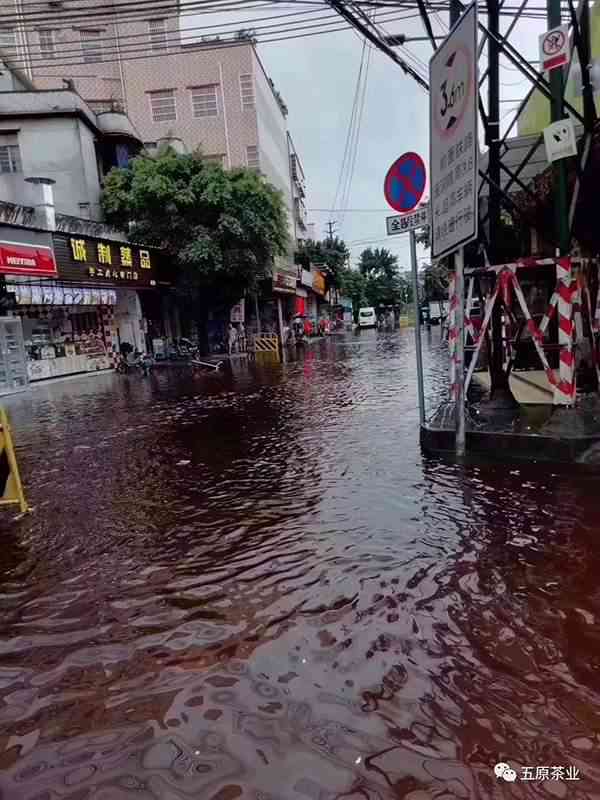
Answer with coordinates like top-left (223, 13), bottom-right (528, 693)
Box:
top-left (272, 267), bottom-right (297, 324)
top-left (1, 227), bottom-right (162, 383)
top-left (312, 269), bottom-right (327, 317)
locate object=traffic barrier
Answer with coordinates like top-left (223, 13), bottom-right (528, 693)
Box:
top-left (447, 273), bottom-right (459, 399)
top-left (555, 257), bottom-right (576, 404)
top-left (463, 261), bottom-right (581, 405)
top-left (252, 334), bottom-right (281, 362)
top-left (0, 407), bottom-right (29, 514)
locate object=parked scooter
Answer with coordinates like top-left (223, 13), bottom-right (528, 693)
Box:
top-left (115, 351), bottom-right (154, 376)
top-left (135, 351), bottom-right (154, 376)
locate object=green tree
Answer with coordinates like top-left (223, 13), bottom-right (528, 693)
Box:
top-left (356, 247), bottom-right (412, 311)
top-left (102, 149), bottom-right (288, 352)
top-left (296, 237), bottom-right (349, 296)
top-left (338, 266), bottom-right (366, 322)
top-left (358, 247), bottom-right (398, 279)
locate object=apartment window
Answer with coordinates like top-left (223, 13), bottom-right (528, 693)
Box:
top-left (80, 29), bottom-right (102, 63)
top-left (148, 19), bottom-right (167, 53)
top-left (0, 144), bottom-right (22, 174)
top-left (149, 89), bottom-right (176, 122)
top-left (0, 28), bottom-right (16, 54)
top-left (240, 74), bottom-right (255, 110)
top-left (246, 145), bottom-right (259, 170)
top-left (190, 85), bottom-right (218, 118)
top-left (38, 29), bottom-right (55, 59)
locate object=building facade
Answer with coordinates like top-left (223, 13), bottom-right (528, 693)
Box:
top-left (0, 1), bottom-right (309, 295)
top-left (0, 71), bottom-right (169, 389)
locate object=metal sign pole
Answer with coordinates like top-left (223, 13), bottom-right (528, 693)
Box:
top-left (409, 229), bottom-right (425, 426)
top-left (454, 247), bottom-right (466, 456)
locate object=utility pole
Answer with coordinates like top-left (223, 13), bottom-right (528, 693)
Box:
top-left (450, 0), bottom-right (462, 25)
top-left (547, 0), bottom-right (569, 254)
top-left (326, 220), bottom-right (337, 243)
top-left (487, 0), bottom-right (514, 404)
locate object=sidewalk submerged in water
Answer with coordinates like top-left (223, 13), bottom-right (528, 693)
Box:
top-left (422, 395), bottom-right (600, 465)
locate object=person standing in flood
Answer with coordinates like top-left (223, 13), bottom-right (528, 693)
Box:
top-left (227, 323), bottom-right (238, 355)
top-left (238, 322), bottom-right (246, 353)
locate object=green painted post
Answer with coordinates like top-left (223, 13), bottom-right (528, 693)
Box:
top-left (547, 0), bottom-right (570, 254)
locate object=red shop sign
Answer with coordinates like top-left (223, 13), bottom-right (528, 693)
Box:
top-left (0, 240), bottom-right (57, 277)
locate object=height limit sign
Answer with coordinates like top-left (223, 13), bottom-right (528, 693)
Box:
top-left (429, 1), bottom-right (478, 260)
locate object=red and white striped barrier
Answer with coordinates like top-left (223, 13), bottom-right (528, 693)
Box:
top-left (456, 257), bottom-right (592, 406)
top-left (448, 272), bottom-right (459, 400)
top-left (464, 286), bottom-right (499, 393)
top-left (555, 257), bottom-right (576, 404)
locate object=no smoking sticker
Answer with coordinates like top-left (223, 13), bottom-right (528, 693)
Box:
top-left (539, 24), bottom-right (569, 72)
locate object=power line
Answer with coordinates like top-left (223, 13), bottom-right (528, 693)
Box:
top-left (0, 0), bottom-right (410, 25)
top-left (2, 8), bottom-right (419, 71)
top-left (3, 10), bottom-right (419, 71)
top-left (327, 0), bottom-right (429, 90)
top-left (338, 15), bottom-right (372, 229)
top-left (330, 37), bottom-right (367, 224)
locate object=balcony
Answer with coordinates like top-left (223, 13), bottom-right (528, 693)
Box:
top-left (290, 154), bottom-right (306, 197)
top-left (295, 197), bottom-right (307, 229)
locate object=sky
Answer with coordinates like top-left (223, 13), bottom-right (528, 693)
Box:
top-left (183, 3), bottom-right (548, 270)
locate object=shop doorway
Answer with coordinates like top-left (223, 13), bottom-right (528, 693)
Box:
top-left (0, 317), bottom-right (28, 395)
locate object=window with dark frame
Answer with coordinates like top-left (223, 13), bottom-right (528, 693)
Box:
top-left (38, 29), bottom-right (55, 59)
top-left (80, 29), bottom-right (102, 63)
top-left (148, 90), bottom-right (176, 122)
top-left (148, 19), bottom-right (167, 52)
top-left (190, 85), bottom-right (218, 118)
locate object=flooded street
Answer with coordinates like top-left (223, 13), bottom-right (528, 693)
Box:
top-left (1, 328), bottom-right (600, 799)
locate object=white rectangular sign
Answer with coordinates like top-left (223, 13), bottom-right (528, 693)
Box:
top-left (230, 299), bottom-right (245, 323)
top-left (430, 2), bottom-right (478, 260)
top-left (543, 118), bottom-right (577, 162)
top-left (539, 25), bottom-right (569, 72)
top-left (386, 204), bottom-right (430, 236)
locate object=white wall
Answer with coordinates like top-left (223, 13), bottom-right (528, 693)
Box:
top-left (0, 116), bottom-right (103, 218)
top-left (253, 55), bottom-right (295, 255)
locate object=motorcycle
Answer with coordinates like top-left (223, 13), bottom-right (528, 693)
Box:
top-left (115, 352), bottom-right (154, 376)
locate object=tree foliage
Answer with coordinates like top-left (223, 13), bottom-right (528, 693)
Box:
top-left (357, 247), bottom-right (412, 309)
top-left (296, 237), bottom-right (349, 290)
top-left (102, 149), bottom-right (289, 340)
top-left (422, 261), bottom-right (449, 302)
top-left (338, 266), bottom-right (366, 321)
top-left (358, 247), bottom-right (397, 279)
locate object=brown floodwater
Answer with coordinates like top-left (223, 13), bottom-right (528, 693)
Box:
top-left (1, 329), bottom-right (600, 800)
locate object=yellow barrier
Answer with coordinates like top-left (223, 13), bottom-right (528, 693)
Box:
top-left (252, 335), bottom-right (281, 362)
top-left (0, 407), bottom-right (29, 514)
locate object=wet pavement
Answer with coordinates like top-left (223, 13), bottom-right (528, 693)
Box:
top-left (1, 329), bottom-right (600, 799)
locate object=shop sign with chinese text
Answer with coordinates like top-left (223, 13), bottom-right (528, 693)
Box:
top-left (386, 204), bottom-right (430, 236)
top-left (0, 240), bottom-right (57, 278)
top-left (312, 270), bottom-right (326, 296)
top-left (53, 234), bottom-right (159, 288)
top-left (273, 270), bottom-right (297, 294)
top-left (430, 2), bottom-right (478, 259)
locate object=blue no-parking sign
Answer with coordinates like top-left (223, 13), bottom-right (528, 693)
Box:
top-left (383, 152), bottom-right (426, 213)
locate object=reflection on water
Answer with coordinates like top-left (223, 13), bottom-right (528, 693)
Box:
top-left (1, 329), bottom-right (599, 798)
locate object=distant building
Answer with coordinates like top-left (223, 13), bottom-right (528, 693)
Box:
top-left (0, 85), bottom-right (142, 220)
top-left (0, 0), bottom-right (310, 274)
top-left (0, 63), bottom-right (170, 388)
